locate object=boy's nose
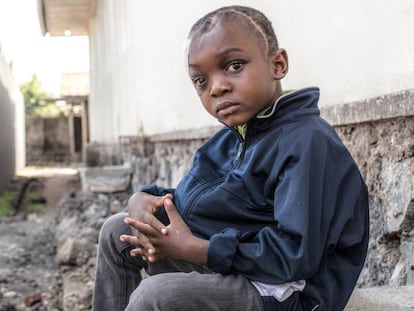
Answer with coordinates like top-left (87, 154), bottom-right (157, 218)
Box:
top-left (210, 76), bottom-right (231, 98)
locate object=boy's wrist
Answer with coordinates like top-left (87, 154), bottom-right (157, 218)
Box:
top-left (184, 236), bottom-right (208, 266)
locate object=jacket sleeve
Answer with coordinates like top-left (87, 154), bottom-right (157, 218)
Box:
top-left (139, 184), bottom-right (175, 197)
top-left (207, 128), bottom-right (368, 284)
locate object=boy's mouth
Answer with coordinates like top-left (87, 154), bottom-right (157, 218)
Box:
top-left (216, 102), bottom-right (240, 116)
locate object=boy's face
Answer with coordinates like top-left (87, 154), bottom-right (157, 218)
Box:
top-left (188, 19), bottom-right (287, 127)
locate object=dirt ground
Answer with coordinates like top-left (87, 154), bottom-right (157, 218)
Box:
top-left (0, 168), bottom-right (80, 311)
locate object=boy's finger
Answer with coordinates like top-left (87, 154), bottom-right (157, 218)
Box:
top-left (120, 234), bottom-right (140, 246)
top-left (124, 217), bottom-right (148, 231)
top-left (130, 247), bottom-right (143, 257)
top-left (147, 255), bottom-right (157, 263)
top-left (151, 193), bottom-right (173, 209)
top-left (164, 198), bottom-right (179, 221)
top-left (140, 212), bottom-right (168, 234)
top-left (125, 217), bottom-right (159, 237)
top-left (164, 198), bottom-right (176, 211)
top-left (163, 193), bottom-right (173, 200)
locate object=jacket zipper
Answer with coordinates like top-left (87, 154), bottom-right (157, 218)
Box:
top-left (236, 141), bottom-right (244, 160)
top-left (182, 125), bottom-right (247, 218)
top-left (182, 176), bottom-right (226, 218)
top-left (231, 124), bottom-right (248, 164)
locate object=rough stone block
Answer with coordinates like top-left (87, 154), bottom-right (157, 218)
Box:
top-left (55, 238), bottom-right (94, 266)
top-left (79, 165), bottom-right (132, 193)
top-left (346, 285), bottom-right (414, 310)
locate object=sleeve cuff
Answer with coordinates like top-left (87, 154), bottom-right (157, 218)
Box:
top-left (207, 228), bottom-right (240, 274)
top-left (139, 184), bottom-right (174, 196)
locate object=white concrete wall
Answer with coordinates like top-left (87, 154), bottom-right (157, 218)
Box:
top-left (0, 52), bottom-right (25, 191)
top-left (88, 0), bottom-right (414, 141)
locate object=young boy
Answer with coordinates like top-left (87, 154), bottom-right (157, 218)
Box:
top-left (93, 5), bottom-right (369, 311)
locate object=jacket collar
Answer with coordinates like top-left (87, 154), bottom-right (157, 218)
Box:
top-left (224, 87), bottom-right (320, 140)
top-left (257, 87), bottom-right (320, 120)
top-left (247, 87), bottom-right (321, 135)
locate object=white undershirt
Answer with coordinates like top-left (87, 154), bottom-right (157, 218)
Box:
top-left (251, 279), bottom-right (306, 302)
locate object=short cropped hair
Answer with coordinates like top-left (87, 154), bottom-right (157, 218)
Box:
top-left (188, 5), bottom-right (279, 56)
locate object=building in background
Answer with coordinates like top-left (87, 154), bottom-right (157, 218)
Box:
top-left (0, 50), bottom-right (25, 192)
top-left (59, 72), bottom-right (89, 163)
top-left (37, 0), bottom-right (414, 143)
top-left (25, 72), bottom-right (89, 165)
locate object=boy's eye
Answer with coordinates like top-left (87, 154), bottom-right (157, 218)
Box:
top-left (192, 77), bottom-right (207, 88)
top-left (226, 61), bottom-right (244, 73)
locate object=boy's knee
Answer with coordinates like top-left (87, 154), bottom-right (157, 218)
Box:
top-left (126, 275), bottom-right (181, 310)
top-left (126, 277), bottom-right (161, 310)
top-left (98, 212), bottom-right (130, 249)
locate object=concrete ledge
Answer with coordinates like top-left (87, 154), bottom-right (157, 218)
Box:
top-left (321, 89), bottom-right (414, 126)
top-left (148, 89), bottom-right (414, 142)
top-left (346, 285), bottom-right (414, 310)
top-left (149, 125), bottom-right (222, 142)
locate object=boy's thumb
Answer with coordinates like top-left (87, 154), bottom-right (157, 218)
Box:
top-left (164, 198), bottom-right (177, 216)
top-left (154, 193), bottom-right (172, 206)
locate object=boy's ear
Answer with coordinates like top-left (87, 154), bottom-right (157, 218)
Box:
top-left (271, 48), bottom-right (288, 80)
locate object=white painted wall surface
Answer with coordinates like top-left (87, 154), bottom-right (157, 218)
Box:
top-left (88, 0), bottom-right (414, 142)
top-left (0, 53), bottom-right (25, 181)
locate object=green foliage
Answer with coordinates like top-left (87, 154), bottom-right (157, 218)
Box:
top-left (0, 183), bottom-right (46, 218)
top-left (27, 202), bottom-right (46, 214)
top-left (0, 190), bottom-right (17, 217)
top-left (33, 102), bottom-right (62, 117)
top-left (20, 74), bottom-right (49, 114)
top-left (20, 74), bottom-right (59, 117)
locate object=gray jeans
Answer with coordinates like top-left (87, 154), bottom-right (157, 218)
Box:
top-left (92, 213), bottom-right (264, 311)
top-left (92, 213), bottom-right (313, 311)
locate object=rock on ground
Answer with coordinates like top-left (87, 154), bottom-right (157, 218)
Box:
top-left (0, 217), bottom-right (62, 310)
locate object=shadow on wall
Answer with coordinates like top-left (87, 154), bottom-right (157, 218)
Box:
top-left (0, 81), bottom-right (15, 193)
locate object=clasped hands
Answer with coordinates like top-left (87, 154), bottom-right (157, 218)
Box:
top-left (120, 192), bottom-right (208, 265)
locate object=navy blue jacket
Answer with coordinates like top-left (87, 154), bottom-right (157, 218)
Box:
top-left (142, 87), bottom-right (369, 310)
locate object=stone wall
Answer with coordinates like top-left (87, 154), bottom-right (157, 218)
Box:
top-left (338, 117), bottom-right (414, 286)
top-left (330, 91), bottom-right (414, 287)
top-left (86, 89), bottom-right (414, 288)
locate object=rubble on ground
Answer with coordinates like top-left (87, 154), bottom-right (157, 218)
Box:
top-left (0, 178), bottom-right (129, 311)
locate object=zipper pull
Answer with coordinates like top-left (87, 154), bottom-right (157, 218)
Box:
top-left (236, 142), bottom-right (244, 160)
